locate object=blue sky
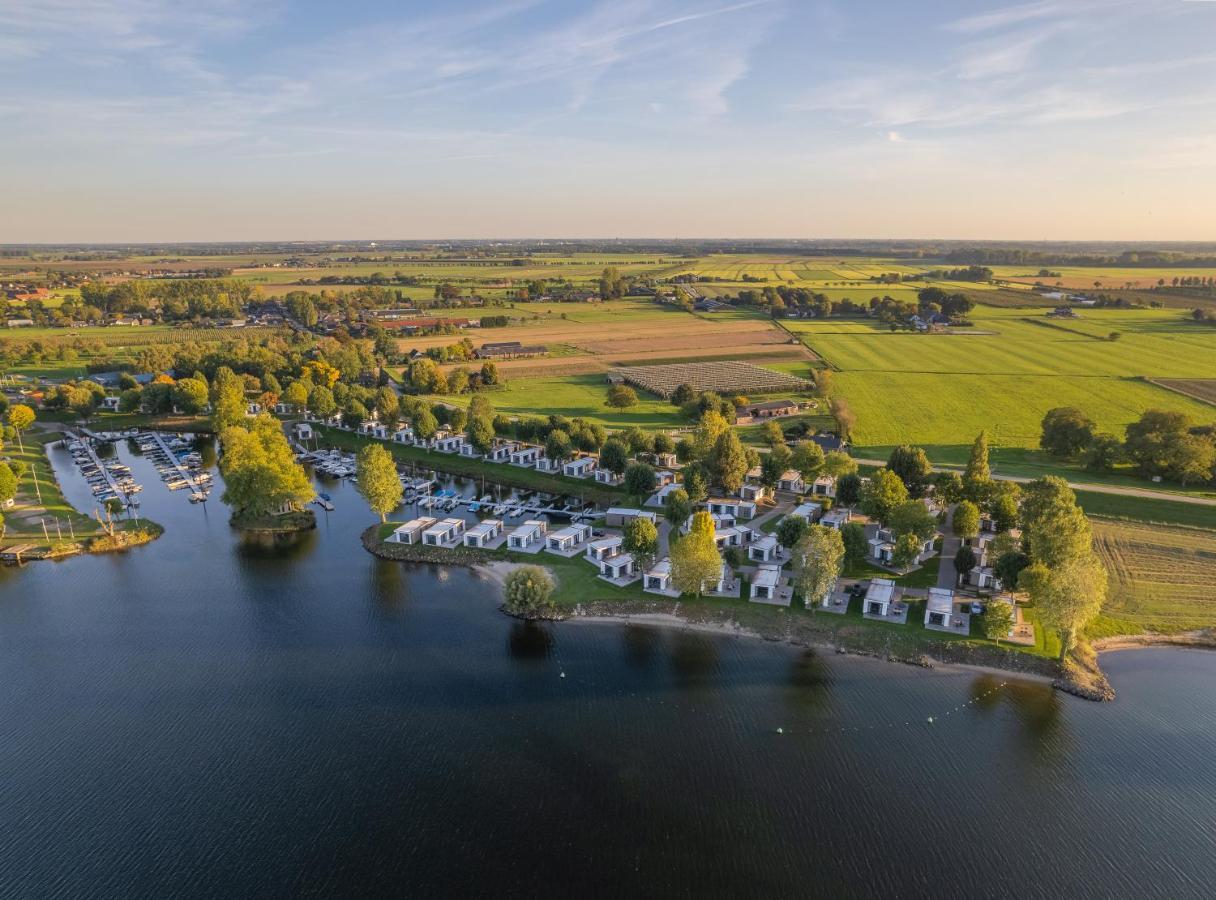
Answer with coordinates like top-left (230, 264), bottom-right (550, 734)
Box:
top-left (3, 0), bottom-right (1216, 241)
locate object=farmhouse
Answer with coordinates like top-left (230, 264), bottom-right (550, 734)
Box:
top-left (508, 520), bottom-right (547, 550)
top-left (463, 519), bottom-right (504, 548)
top-left (563, 456), bottom-right (597, 479)
top-left (745, 399), bottom-right (800, 419)
top-left (476, 341), bottom-right (547, 359)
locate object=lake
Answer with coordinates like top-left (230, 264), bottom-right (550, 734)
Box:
top-left (0, 438), bottom-right (1213, 898)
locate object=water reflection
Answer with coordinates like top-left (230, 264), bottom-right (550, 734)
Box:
top-left (508, 620), bottom-right (554, 661)
top-left (621, 623), bottom-right (661, 669)
top-left (669, 631), bottom-right (720, 684)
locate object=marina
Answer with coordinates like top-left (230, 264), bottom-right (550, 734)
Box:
top-left (64, 430), bottom-right (141, 510)
top-left (134, 431), bottom-right (212, 502)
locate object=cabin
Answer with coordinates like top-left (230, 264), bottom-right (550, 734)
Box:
top-left (715, 526), bottom-right (749, 550)
top-left (868, 528), bottom-right (935, 566)
top-left (585, 536), bottom-right (624, 563)
top-left (748, 534), bottom-right (782, 563)
top-left (594, 468), bottom-right (624, 486)
top-left (391, 427), bottom-right (413, 444)
top-left (924, 588), bottom-right (956, 628)
top-left (820, 509), bottom-right (851, 530)
top-left (739, 482), bottom-right (772, 503)
top-left (422, 517), bottom-right (466, 547)
top-left (643, 557), bottom-right (674, 595)
top-left (810, 475), bottom-right (836, 498)
top-left (788, 502), bottom-right (822, 523)
top-left (434, 433), bottom-right (465, 453)
top-left (646, 482), bottom-right (684, 508)
top-left (652, 452), bottom-right (679, 470)
top-left (604, 507), bottom-right (656, 528)
top-left (485, 442), bottom-right (517, 463)
top-left (463, 519), bottom-right (504, 548)
top-left (508, 520), bottom-right (547, 549)
top-left (99, 395), bottom-right (121, 411)
top-left (534, 455), bottom-right (562, 473)
top-left (563, 456), bottom-right (597, 479)
top-left (777, 471), bottom-right (805, 494)
top-left (458, 442), bottom-right (482, 459)
top-left (707, 498), bottom-right (756, 520)
top-left (749, 565), bottom-right (786, 605)
top-left (510, 445), bottom-right (542, 467)
top-left (358, 421), bottom-right (388, 440)
top-left (653, 469), bottom-right (677, 487)
top-left (598, 553), bottom-right (636, 581)
top-left (546, 522), bottom-right (594, 554)
top-left (969, 566), bottom-right (1002, 590)
top-left (293, 422), bottom-right (314, 441)
top-left (387, 517), bottom-right (438, 545)
top-left (862, 578), bottom-right (899, 617)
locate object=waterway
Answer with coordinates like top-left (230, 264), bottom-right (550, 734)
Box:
top-left (0, 438), bottom-right (1213, 897)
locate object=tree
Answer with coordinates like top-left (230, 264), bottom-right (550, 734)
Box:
top-left (932, 471), bottom-right (965, 504)
top-left (891, 532), bottom-right (923, 572)
top-left (282, 380), bottom-right (310, 409)
top-left (791, 441), bottom-right (825, 481)
top-left (994, 548), bottom-right (1029, 590)
top-left (211, 371), bottom-right (246, 433)
top-left (886, 445), bottom-right (932, 497)
top-left (859, 469), bottom-right (908, 524)
top-left (671, 383), bottom-right (696, 407)
top-left (118, 388), bottom-right (142, 413)
top-left (964, 430), bottom-right (991, 494)
top-left (374, 386), bottom-right (399, 424)
top-left (355, 444), bottom-right (403, 522)
top-left (888, 500), bottom-right (937, 542)
top-left (761, 420), bottom-right (785, 447)
top-left (1021, 556), bottom-right (1107, 661)
top-left (1040, 407), bottom-right (1096, 459)
top-left (840, 522), bottom-right (868, 568)
top-left (598, 266), bottom-right (625, 300)
top-left (663, 488), bottom-right (692, 527)
top-left (681, 464), bottom-right (709, 502)
top-left (502, 566), bottom-right (557, 618)
top-left (623, 516), bottom-right (659, 574)
top-left (812, 368), bottom-right (834, 398)
top-left (820, 450), bottom-right (857, 480)
top-left (789, 525), bottom-right (844, 604)
top-left (1082, 432), bottom-right (1123, 473)
top-left (776, 514), bottom-right (809, 549)
top-left (953, 500), bottom-right (980, 539)
top-left (545, 429), bottom-right (573, 463)
top-left (624, 462), bottom-right (657, 497)
top-left (599, 439), bottom-right (629, 475)
top-left (708, 429), bottom-right (749, 493)
top-left (605, 385), bottom-right (638, 409)
top-left (413, 406), bottom-right (439, 440)
top-left (669, 511), bottom-right (722, 597)
top-left (983, 599), bottom-right (1015, 643)
top-left (219, 414), bottom-right (314, 520)
top-left (692, 409), bottom-right (730, 460)
top-left (760, 443), bottom-right (792, 489)
top-left (308, 384), bottom-right (336, 419)
top-left (172, 377), bottom-right (210, 415)
top-left (0, 462), bottom-right (16, 506)
top-left (7, 405), bottom-right (34, 450)
top-left (342, 400), bottom-right (369, 429)
top-left (466, 414), bottom-right (496, 454)
top-left (953, 546), bottom-right (977, 585)
top-left (835, 472), bottom-right (862, 507)
top-left (407, 358), bottom-right (444, 393)
top-left (988, 492), bottom-right (1019, 533)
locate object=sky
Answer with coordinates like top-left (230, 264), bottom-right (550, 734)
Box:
top-left (2, 0), bottom-right (1216, 242)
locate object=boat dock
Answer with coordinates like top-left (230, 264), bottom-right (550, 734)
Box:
top-left (66, 431), bottom-right (138, 509)
top-left (136, 431), bottom-right (212, 502)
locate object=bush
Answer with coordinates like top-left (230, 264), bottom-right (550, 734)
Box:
top-left (503, 565), bottom-right (557, 618)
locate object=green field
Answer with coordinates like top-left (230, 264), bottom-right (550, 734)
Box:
top-left (786, 306), bottom-right (1216, 463)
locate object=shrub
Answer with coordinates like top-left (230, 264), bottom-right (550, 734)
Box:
top-left (503, 565), bottom-right (557, 618)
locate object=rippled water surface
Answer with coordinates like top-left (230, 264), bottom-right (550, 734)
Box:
top-left (0, 440), bottom-right (1213, 898)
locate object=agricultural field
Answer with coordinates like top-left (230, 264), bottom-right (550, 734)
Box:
top-left (1091, 520), bottom-right (1216, 635)
top-left (786, 305), bottom-right (1216, 465)
top-left (1152, 378), bottom-right (1216, 407)
top-left (614, 361), bottom-right (810, 399)
top-left (990, 264), bottom-right (1216, 292)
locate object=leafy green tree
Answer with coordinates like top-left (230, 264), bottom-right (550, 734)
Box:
top-left (623, 516), bottom-right (659, 574)
top-left (599, 439), bottom-right (629, 475)
top-left (598, 266), bottom-right (625, 300)
top-left (953, 500), bottom-right (981, 539)
top-left (545, 429), bottom-right (573, 463)
top-left (479, 362), bottom-right (500, 385)
top-left (413, 407), bottom-right (439, 440)
top-left (342, 400), bottom-right (369, 429)
top-left (840, 522), bottom-right (868, 568)
top-left (663, 488), bottom-right (692, 528)
top-left (891, 532), bottom-right (923, 572)
top-left (172, 377), bottom-right (209, 414)
top-left (761, 420), bottom-right (785, 447)
top-left (502, 566), bottom-right (557, 617)
top-left (605, 385), bottom-right (638, 409)
top-left (889, 500), bottom-right (937, 541)
top-left (835, 472), bottom-right (862, 507)
top-left (932, 471), bottom-right (965, 504)
top-left (953, 545), bottom-right (977, 585)
top-left (709, 429), bottom-right (749, 493)
top-left (776, 514), bottom-right (808, 549)
top-left (692, 409), bottom-right (731, 459)
top-left (467, 414), bottom-right (496, 454)
top-left (820, 450), bottom-right (857, 479)
top-left (789, 525), bottom-right (844, 604)
top-left (1040, 407), bottom-right (1096, 458)
top-left (118, 388), bottom-right (142, 413)
top-left (7, 404), bottom-right (34, 450)
top-left (219, 414), bottom-right (314, 519)
top-left (760, 443), bottom-right (792, 489)
top-left (407, 358), bottom-right (444, 393)
top-left (964, 430), bottom-right (991, 496)
top-left (671, 383), bottom-right (696, 407)
top-left (988, 492), bottom-right (1019, 533)
top-left (670, 511), bottom-right (722, 597)
top-left (983, 599), bottom-right (1016, 644)
top-left (0, 462), bottom-right (16, 506)
top-left (859, 468), bottom-right (909, 525)
top-left (1020, 556), bottom-right (1107, 661)
top-left (375, 386), bottom-right (399, 424)
top-left (356, 444), bottom-right (403, 522)
top-left (1082, 432), bottom-right (1123, 473)
top-left (624, 462), bottom-right (656, 497)
top-left (680, 464), bottom-right (708, 502)
top-left (994, 549), bottom-right (1029, 590)
top-left (791, 441), bottom-right (825, 481)
top-left (282, 380), bottom-right (310, 409)
top-left (308, 384), bottom-right (336, 418)
top-left (886, 445), bottom-right (932, 497)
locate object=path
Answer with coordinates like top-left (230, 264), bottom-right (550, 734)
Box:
top-left (936, 505), bottom-right (960, 590)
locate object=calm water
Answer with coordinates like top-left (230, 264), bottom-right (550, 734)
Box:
top-left (0, 440), bottom-right (1214, 898)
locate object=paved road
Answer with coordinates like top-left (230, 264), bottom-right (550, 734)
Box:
top-left (936, 505), bottom-right (961, 590)
top-left (850, 458), bottom-right (1216, 508)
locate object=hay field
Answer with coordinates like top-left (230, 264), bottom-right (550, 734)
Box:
top-left (1092, 520), bottom-right (1216, 634)
top-left (1152, 379), bottom-right (1216, 406)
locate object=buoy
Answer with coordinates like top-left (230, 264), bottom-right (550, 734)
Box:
top-left (559, 672), bottom-right (566, 678)
top-left (927, 716), bottom-right (935, 724)
top-left (776, 727), bottom-right (784, 734)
